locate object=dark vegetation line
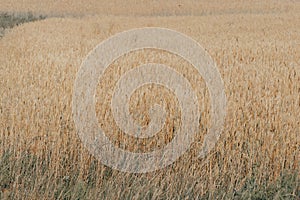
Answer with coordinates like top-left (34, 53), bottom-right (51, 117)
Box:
top-left (0, 12), bottom-right (47, 38)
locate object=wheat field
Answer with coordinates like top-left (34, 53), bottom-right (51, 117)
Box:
top-left (0, 1), bottom-right (299, 199)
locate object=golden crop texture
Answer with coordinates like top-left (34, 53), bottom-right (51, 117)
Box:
top-left (0, 1), bottom-right (299, 199)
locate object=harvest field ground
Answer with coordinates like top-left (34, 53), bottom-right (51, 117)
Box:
top-left (0, 1), bottom-right (299, 199)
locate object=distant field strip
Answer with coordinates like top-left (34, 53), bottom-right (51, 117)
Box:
top-left (0, 0), bottom-right (300, 16)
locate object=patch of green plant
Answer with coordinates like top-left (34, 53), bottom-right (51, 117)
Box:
top-left (246, 172), bottom-right (298, 199)
top-left (202, 170), bottom-right (299, 200)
